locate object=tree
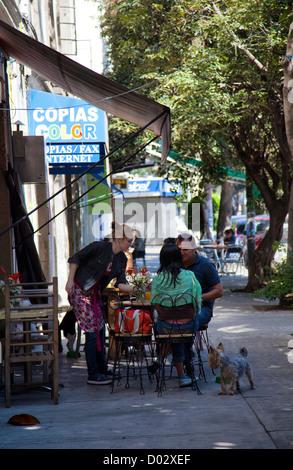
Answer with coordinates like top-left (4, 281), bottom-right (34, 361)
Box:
top-left (217, 181), bottom-right (234, 238)
top-left (282, 18), bottom-right (293, 254)
top-left (98, 0), bottom-right (293, 290)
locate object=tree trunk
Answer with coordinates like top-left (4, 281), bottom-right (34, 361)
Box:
top-left (217, 181), bottom-right (234, 238)
top-left (288, 183), bottom-right (293, 253)
top-left (201, 203), bottom-right (213, 240)
top-left (202, 183), bottom-right (214, 239)
top-left (231, 126), bottom-right (292, 292)
top-left (282, 21), bottom-right (293, 255)
top-left (246, 175), bottom-right (255, 213)
top-left (245, 206), bottom-right (288, 292)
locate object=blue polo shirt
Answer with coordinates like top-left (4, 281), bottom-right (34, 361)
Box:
top-left (186, 252), bottom-right (220, 314)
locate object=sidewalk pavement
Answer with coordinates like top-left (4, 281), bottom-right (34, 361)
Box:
top-left (1, 256), bottom-right (293, 452)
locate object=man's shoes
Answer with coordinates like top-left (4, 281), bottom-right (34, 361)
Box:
top-left (87, 374), bottom-right (112, 385)
top-left (179, 375), bottom-right (192, 388)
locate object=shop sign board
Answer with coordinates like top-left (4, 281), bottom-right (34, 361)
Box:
top-left (124, 179), bottom-right (182, 196)
top-left (27, 90), bottom-right (107, 167)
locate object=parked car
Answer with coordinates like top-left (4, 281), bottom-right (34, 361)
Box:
top-left (232, 214), bottom-right (287, 249)
top-left (274, 219), bottom-right (288, 263)
top-left (232, 214), bottom-right (270, 247)
top-left (231, 216), bottom-right (246, 237)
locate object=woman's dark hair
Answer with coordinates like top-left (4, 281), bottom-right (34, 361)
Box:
top-left (163, 237), bottom-right (176, 245)
top-left (157, 243), bottom-right (183, 287)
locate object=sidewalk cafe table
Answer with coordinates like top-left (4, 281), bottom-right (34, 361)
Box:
top-left (200, 244), bottom-right (228, 272)
top-left (107, 294), bottom-right (155, 394)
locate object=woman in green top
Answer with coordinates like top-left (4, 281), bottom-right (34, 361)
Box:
top-left (151, 243), bottom-right (202, 387)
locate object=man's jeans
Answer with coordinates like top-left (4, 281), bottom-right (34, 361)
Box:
top-left (195, 305), bottom-right (212, 332)
top-left (84, 328), bottom-right (107, 380)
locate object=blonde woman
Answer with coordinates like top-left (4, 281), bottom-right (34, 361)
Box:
top-left (65, 222), bottom-right (135, 385)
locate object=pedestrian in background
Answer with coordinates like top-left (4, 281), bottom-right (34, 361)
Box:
top-left (246, 212), bottom-right (256, 269)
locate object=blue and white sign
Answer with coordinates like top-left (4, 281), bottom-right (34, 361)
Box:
top-left (124, 179), bottom-right (182, 196)
top-left (27, 90), bottom-right (107, 165)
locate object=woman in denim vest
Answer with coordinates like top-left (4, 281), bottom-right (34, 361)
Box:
top-left (65, 221), bottom-right (135, 385)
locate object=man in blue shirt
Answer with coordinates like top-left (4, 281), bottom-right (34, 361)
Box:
top-left (177, 232), bottom-right (223, 329)
top-left (177, 232), bottom-right (223, 376)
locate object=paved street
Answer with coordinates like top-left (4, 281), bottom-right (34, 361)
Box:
top-left (1, 248), bottom-right (293, 455)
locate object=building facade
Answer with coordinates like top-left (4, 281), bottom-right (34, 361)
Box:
top-left (0, 0), bottom-right (105, 303)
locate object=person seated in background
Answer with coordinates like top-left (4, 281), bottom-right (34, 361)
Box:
top-left (224, 228), bottom-right (239, 256)
top-left (151, 243), bottom-right (202, 388)
top-left (224, 228), bottom-right (236, 245)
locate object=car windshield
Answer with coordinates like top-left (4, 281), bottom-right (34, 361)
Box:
top-left (237, 222), bottom-right (246, 235)
top-left (255, 220), bottom-right (270, 234)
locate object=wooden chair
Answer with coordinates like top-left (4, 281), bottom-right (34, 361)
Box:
top-left (3, 277), bottom-right (59, 407)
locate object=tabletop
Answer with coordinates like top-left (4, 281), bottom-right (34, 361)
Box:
top-left (116, 299), bottom-right (151, 308)
top-left (201, 244), bottom-right (228, 250)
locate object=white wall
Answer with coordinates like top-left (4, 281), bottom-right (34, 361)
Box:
top-left (75, 0), bottom-right (103, 73)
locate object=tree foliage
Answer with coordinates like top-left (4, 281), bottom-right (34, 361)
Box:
top-left (98, 0), bottom-right (293, 289)
top-left (99, 1), bottom-right (291, 174)
top-left (252, 251), bottom-right (293, 306)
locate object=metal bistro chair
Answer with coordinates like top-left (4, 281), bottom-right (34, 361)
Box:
top-left (222, 243), bottom-right (245, 275)
top-left (3, 278), bottom-right (59, 407)
top-left (194, 323), bottom-right (214, 382)
top-left (151, 293), bottom-right (201, 397)
top-left (108, 293), bottom-right (155, 395)
top-left (199, 240), bottom-right (222, 272)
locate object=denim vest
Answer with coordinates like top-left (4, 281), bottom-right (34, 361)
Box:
top-left (68, 240), bottom-right (128, 291)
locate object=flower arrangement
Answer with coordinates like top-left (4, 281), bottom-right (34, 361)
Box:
top-left (126, 266), bottom-right (152, 301)
top-left (0, 266), bottom-right (22, 307)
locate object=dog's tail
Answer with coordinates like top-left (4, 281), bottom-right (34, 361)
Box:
top-left (239, 347), bottom-right (248, 357)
